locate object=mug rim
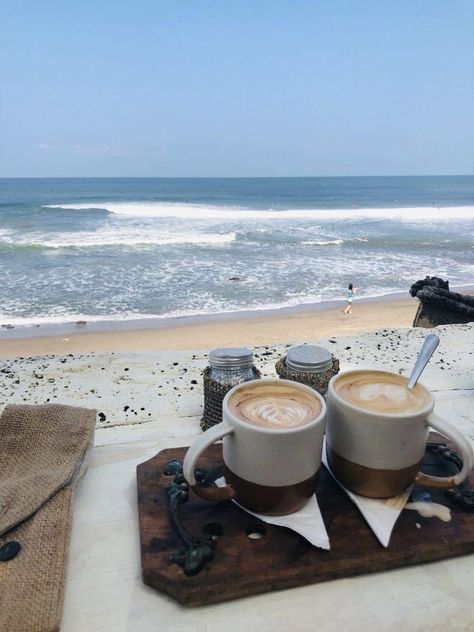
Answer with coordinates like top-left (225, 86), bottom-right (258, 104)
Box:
top-left (223, 378), bottom-right (326, 435)
top-left (328, 368), bottom-right (434, 419)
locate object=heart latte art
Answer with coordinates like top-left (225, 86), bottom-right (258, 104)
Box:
top-left (228, 383), bottom-right (321, 429)
top-left (334, 371), bottom-right (430, 414)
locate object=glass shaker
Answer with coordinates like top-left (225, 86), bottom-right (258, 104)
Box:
top-left (201, 347), bottom-right (260, 431)
top-left (208, 347), bottom-right (257, 387)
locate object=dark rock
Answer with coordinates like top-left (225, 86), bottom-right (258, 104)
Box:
top-left (409, 276), bottom-right (449, 297)
top-left (410, 276), bottom-right (474, 327)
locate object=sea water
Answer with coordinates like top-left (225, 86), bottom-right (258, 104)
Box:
top-left (0, 176), bottom-right (473, 330)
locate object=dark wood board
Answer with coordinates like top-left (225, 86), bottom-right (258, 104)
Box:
top-left (137, 435), bottom-right (474, 607)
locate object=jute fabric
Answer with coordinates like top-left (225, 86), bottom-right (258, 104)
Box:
top-left (201, 366), bottom-right (261, 431)
top-left (0, 404), bottom-right (96, 632)
top-left (275, 356), bottom-right (340, 394)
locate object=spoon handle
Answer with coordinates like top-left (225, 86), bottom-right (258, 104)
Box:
top-left (407, 334), bottom-right (440, 389)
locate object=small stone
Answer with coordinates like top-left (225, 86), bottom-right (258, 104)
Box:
top-left (0, 541), bottom-right (21, 562)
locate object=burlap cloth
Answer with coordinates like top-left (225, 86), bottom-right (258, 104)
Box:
top-left (0, 404), bottom-right (96, 632)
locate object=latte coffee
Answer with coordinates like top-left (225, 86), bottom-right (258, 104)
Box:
top-left (183, 379), bottom-right (326, 514)
top-left (334, 370), bottom-right (430, 415)
top-left (227, 382), bottom-right (322, 429)
top-left (326, 369), bottom-right (473, 498)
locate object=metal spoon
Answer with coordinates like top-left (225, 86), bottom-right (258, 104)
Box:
top-left (406, 333), bottom-right (440, 389)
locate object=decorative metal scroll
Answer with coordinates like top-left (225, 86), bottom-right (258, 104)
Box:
top-left (164, 459), bottom-right (218, 576)
top-left (164, 443), bottom-right (473, 576)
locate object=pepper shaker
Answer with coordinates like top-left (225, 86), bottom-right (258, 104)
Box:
top-left (275, 344), bottom-right (339, 395)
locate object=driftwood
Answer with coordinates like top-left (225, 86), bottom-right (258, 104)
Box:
top-left (410, 276), bottom-right (474, 328)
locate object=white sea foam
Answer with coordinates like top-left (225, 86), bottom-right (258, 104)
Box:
top-left (301, 239), bottom-right (344, 246)
top-left (43, 202), bottom-right (474, 222)
top-left (0, 291), bottom-right (358, 328)
top-left (2, 231), bottom-right (236, 248)
top-left (0, 312), bottom-right (162, 327)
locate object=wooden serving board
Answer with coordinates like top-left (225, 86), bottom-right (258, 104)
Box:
top-left (137, 436), bottom-right (474, 607)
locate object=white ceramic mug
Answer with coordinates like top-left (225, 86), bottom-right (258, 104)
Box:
top-left (326, 369), bottom-right (473, 498)
top-left (183, 379), bottom-right (326, 515)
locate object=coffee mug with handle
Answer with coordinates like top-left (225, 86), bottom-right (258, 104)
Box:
top-left (326, 369), bottom-right (473, 498)
top-left (183, 379), bottom-right (326, 515)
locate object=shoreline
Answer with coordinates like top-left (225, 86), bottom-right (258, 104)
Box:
top-left (0, 286), bottom-right (471, 359)
top-left (1, 284), bottom-right (472, 341)
top-left (0, 293), bottom-right (417, 358)
top-left (0, 288), bottom-right (414, 339)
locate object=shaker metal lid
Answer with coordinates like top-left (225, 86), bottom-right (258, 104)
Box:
top-left (286, 344), bottom-right (333, 373)
top-left (208, 347), bottom-right (254, 369)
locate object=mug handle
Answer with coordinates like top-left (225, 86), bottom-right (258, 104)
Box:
top-left (182, 421), bottom-right (236, 502)
top-left (415, 412), bottom-right (474, 488)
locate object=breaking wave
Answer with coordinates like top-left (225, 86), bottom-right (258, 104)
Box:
top-left (301, 239), bottom-right (344, 246)
top-left (43, 202), bottom-right (474, 222)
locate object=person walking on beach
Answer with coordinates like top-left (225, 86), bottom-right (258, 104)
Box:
top-left (343, 283), bottom-right (356, 314)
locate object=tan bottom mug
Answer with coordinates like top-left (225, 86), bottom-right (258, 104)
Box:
top-left (326, 369), bottom-right (474, 498)
top-left (183, 379), bottom-right (326, 515)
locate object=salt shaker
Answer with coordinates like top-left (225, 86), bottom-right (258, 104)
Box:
top-left (201, 348), bottom-right (260, 431)
top-left (208, 348), bottom-right (256, 386)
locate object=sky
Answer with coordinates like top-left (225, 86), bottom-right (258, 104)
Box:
top-left (1, 1), bottom-right (473, 177)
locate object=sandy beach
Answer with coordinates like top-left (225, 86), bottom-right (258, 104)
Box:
top-left (0, 295), bottom-right (417, 358)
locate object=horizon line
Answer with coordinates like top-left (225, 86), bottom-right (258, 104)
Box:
top-left (1, 173), bottom-right (474, 180)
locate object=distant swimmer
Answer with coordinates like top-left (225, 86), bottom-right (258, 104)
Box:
top-left (355, 237), bottom-right (368, 242)
top-left (343, 283), bottom-right (357, 315)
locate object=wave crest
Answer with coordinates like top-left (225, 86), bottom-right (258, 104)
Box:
top-left (43, 202), bottom-right (474, 221)
top-left (302, 239), bottom-right (344, 246)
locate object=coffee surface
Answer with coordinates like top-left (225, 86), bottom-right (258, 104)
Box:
top-left (334, 371), bottom-right (430, 414)
top-left (228, 383), bottom-right (321, 429)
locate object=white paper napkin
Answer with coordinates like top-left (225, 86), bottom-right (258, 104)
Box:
top-left (321, 439), bottom-right (411, 547)
top-left (215, 477), bottom-right (330, 550)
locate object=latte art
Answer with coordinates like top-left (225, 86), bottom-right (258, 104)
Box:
top-left (228, 383), bottom-right (321, 429)
top-left (335, 371), bottom-right (430, 414)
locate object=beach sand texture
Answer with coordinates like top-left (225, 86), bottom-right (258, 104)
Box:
top-left (0, 296), bottom-right (415, 358)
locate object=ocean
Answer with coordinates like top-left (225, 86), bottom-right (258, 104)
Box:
top-left (0, 176), bottom-right (473, 332)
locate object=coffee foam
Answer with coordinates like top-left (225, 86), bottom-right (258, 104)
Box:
top-left (228, 383), bottom-right (321, 429)
top-left (334, 371), bottom-right (430, 415)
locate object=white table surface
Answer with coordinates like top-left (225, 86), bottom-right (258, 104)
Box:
top-left (3, 324), bottom-right (474, 631)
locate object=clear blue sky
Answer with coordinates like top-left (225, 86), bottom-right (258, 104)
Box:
top-left (1, 1), bottom-right (473, 177)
